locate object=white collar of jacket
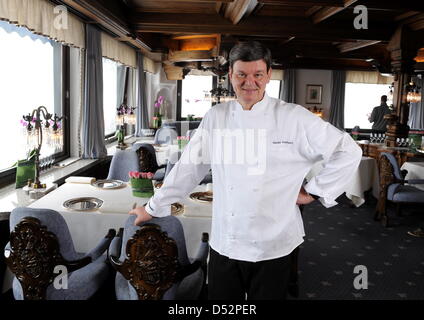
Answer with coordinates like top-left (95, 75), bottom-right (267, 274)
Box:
top-left (233, 93), bottom-right (270, 113)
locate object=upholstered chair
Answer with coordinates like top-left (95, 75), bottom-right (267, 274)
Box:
top-left (107, 149), bottom-right (140, 182)
top-left (108, 215), bottom-right (209, 300)
top-left (375, 152), bottom-right (424, 227)
top-left (164, 151), bottom-right (212, 185)
top-left (5, 207), bottom-right (115, 300)
top-left (186, 129), bottom-right (197, 140)
top-left (153, 127), bottom-right (178, 145)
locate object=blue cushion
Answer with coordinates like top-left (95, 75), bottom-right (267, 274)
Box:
top-left (391, 185), bottom-right (424, 203)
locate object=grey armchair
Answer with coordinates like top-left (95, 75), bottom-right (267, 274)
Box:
top-left (4, 207), bottom-right (115, 300)
top-left (153, 127), bottom-right (178, 145)
top-left (375, 152), bottom-right (424, 227)
top-left (108, 215), bottom-right (209, 300)
top-left (164, 151), bottom-right (212, 185)
top-left (107, 149), bottom-right (140, 182)
top-left (186, 129), bottom-right (197, 140)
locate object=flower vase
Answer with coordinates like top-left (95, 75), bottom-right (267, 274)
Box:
top-left (130, 178), bottom-right (154, 198)
top-left (152, 115), bottom-right (162, 129)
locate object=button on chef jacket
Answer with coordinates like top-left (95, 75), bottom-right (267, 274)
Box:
top-left (146, 94), bottom-right (362, 262)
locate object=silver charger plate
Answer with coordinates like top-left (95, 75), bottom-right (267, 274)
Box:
top-left (91, 179), bottom-right (125, 189)
top-left (63, 197), bottom-right (103, 212)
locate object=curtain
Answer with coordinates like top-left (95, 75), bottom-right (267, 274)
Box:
top-left (281, 69), bottom-right (296, 103)
top-left (408, 77), bottom-right (424, 130)
top-left (101, 32), bottom-right (136, 68)
top-left (117, 65), bottom-right (127, 107)
top-left (135, 52), bottom-right (149, 135)
top-left (329, 70), bottom-right (346, 130)
top-left (82, 24), bottom-right (107, 159)
top-left (346, 71), bottom-right (393, 84)
top-left (0, 0), bottom-right (85, 48)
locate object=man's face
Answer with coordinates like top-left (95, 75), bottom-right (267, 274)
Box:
top-left (229, 59), bottom-right (272, 108)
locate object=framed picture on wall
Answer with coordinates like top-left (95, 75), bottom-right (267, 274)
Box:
top-left (306, 85), bottom-right (323, 104)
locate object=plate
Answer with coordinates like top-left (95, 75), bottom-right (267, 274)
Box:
top-left (189, 191), bottom-right (213, 203)
top-left (63, 197), bottom-right (103, 212)
top-left (171, 203), bottom-right (184, 216)
top-left (141, 201), bottom-right (183, 215)
top-left (416, 149), bottom-right (424, 154)
top-left (91, 179), bottom-right (125, 189)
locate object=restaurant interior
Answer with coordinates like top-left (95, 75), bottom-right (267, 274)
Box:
top-left (1, 0), bottom-right (424, 302)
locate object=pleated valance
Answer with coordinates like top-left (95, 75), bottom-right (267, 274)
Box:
top-left (0, 0), bottom-right (85, 48)
top-left (101, 32), bottom-right (137, 68)
top-left (271, 69), bottom-right (283, 80)
top-left (346, 71), bottom-right (393, 84)
top-left (143, 56), bottom-right (158, 74)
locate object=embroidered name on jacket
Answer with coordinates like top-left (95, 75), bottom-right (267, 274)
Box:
top-left (272, 141), bottom-right (294, 145)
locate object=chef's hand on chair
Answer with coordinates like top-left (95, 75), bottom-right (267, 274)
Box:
top-left (129, 206), bottom-right (153, 226)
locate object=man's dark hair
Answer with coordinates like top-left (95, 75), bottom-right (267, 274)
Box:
top-left (381, 95), bottom-right (387, 102)
top-left (229, 41), bottom-right (272, 71)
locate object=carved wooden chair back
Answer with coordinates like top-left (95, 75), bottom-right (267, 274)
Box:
top-left (5, 216), bottom-right (91, 300)
top-left (132, 143), bottom-right (160, 173)
top-left (109, 223), bottom-right (181, 300)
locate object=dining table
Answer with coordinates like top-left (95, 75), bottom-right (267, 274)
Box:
top-left (400, 161), bottom-right (424, 191)
top-left (28, 179), bottom-right (212, 258)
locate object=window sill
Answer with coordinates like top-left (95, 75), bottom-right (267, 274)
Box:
top-left (0, 158), bottom-right (101, 212)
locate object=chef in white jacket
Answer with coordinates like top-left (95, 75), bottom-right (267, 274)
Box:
top-left (130, 41), bottom-right (362, 300)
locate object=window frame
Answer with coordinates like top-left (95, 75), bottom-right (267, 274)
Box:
top-left (0, 45), bottom-right (71, 188)
top-left (177, 75), bottom-right (216, 121)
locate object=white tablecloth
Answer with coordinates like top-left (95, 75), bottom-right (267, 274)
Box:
top-left (28, 182), bottom-right (212, 258)
top-left (401, 161), bottom-right (424, 191)
top-left (306, 156), bottom-right (379, 207)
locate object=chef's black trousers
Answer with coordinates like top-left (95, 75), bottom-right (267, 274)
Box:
top-left (208, 248), bottom-right (291, 300)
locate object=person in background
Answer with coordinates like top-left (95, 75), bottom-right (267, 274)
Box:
top-left (368, 95), bottom-right (392, 132)
top-left (129, 41), bottom-right (362, 300)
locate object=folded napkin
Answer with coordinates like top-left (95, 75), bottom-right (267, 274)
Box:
top-left (65, 176), bottom-right (96, 184)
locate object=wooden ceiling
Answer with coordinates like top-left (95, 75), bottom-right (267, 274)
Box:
top-left (58, 0), bottom-right (424, 77)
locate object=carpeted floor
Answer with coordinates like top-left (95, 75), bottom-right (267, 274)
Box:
top-left (296, 193), bottom-right (424, 300)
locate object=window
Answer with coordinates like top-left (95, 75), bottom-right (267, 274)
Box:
top-left (266, 80), bottom-right (281, 99)
top-left (344, 83), bottom-right (390, 129)
top-left (178, 75), bottom-right (213, 119)
top-left (0, 20), bottom-right (67, 177)
top-left (103, 58), bottom-right (120, 137)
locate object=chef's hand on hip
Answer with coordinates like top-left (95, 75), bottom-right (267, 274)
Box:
top-left (296, 187), bottom-right (315, 205)
top-left (129, 206), bottom-right (153, 226)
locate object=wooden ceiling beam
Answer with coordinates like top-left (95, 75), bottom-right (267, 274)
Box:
top-left (258, 0), bottom-right (344, 6)
top-left (146, 0), bottom-right (234, 2)
top-left (402, 13), bottom-right (424, 31)
top-left (395, 11), bottom-right (421, 22)
top-left (224, 0), bottom-right (259, 24)
top-left (311, 0), bottom-right (358, 24)
top-left (338, 40), bottom-right (381, 53)
top-left (132, 13), bottom-right (393, 41)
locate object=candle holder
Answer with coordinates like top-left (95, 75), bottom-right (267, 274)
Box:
top-left (22, 106), bottom-right (63, 189)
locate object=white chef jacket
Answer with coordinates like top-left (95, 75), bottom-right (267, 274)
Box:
top-left (145, 94), bottom-right (362, 262)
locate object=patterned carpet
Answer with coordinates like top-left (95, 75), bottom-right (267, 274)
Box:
top-left (296, 193), bottom-right (424, 300)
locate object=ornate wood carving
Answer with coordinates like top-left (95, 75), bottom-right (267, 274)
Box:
top-left (136, 147), bottom-right (159, 173)
top-left (5, 217), bottom-right (91, 300)
top-left (375, 155), bottom-right (397, 226)
top-left (111, 224), bottom-right (180, 300)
